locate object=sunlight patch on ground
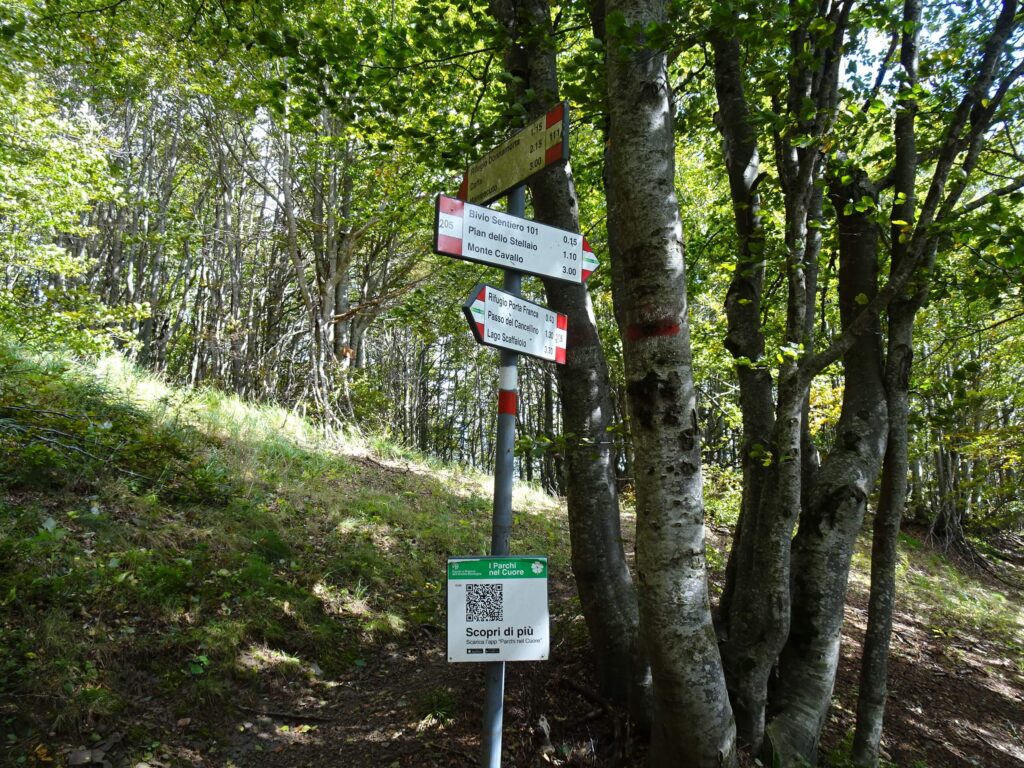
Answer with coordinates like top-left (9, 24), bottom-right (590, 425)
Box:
top-left (313, 581), bottom-right (370, 617)
top-left (237, 644), bottom-right (304, 674)
top-left (966, 723), bottom-right (1024, 764)
top-left (330, 516), bottom-right (396, 550)
top-left (94, 353), bottom-right (171, 405)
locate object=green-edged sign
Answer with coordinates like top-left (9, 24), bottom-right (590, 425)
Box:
top-left (447, 556), bottom-right (550, 663)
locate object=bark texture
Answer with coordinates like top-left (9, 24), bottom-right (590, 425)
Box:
top-left (713, 1), bottom-right (850, 749)
top-left (851, 302), bottom-right (913, 767)
top-left (490, 0), bottom-right (652, 722)
top-left (709, 30), bottom-right (783, 751)
top-left (710, 30), bottom-right (775, 638)
top-left (851, 3), bottom-right (919, 758)
top-left (766, 171), bottom-right (888, 765)
top-left (605, 0), bottom-right (736, 763)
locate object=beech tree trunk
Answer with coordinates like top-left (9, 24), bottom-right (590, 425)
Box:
top-left (491, 0), bottom-right (652, 723)
top-left (851, 299), bottom-right (914, 766)
top-left (766, 170), bottom-right (888, 764)
top-left (712, 1), bottom-right (851, 750)
top-left (709, 31), bottom-right (785, 752)
top-left (710, 30), bottom-right (775, 642)
top-left (605, 0), bottom-right (736, 762)
top-left (851, 2), bottom-right (920, 760)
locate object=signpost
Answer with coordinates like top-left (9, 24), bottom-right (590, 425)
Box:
top-left (457, 102), bottom-right (569, 206)
top-left (463, 284), bottom-right (568, 364)
top-left (435, 102), bottom-right (588, 768)
top-left (447, 556), bottom-right (549, 663)
top-left (435, 195), bottom-right (599, 284)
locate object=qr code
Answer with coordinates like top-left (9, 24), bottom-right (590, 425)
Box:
top-left (466, 583), bottom-right (503, 622)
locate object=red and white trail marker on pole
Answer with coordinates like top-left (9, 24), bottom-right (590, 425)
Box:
top-left (463, 284), bottom-right (567, 364)
top-left (434, 195), bottom-right (598, 284)
top-left (440, 101), bottom-right (579, 768)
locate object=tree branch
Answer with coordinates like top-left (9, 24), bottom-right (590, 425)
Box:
top-left (39, 0), bottom-right (131, 21)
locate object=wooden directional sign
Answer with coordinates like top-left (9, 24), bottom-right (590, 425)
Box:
top-left (434, 195), bottom-right (599, 284)
top-left (457, 103), bottom-right (569, 206)
top-left (463, 284), bottom-right (567, 364)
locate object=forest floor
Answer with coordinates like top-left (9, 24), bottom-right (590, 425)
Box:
top-left (138, 526), bottom-right (1022, 768)
top-left (2, 348), bottom-right (1022, 768)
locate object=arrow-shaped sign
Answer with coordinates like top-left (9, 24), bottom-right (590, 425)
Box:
top-left (435, 195), bottom-right (599, 284)
top-left (463, 284), bottom-right (567, 364)
top-left (457, 103), bottom-right (569, 206)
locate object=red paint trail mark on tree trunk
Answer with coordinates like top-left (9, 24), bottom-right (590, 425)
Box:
top-left (626, 319), bottom-right (681, 341)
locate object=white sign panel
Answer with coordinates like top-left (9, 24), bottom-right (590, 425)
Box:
top-left (457, 103), bottom-right (569, 205)
top-left (463, 284), bottom-right (567, 364)
top-left (434, 195), bottom-right (599, 284)
top-left (447, 556), bottom-right (549, 663)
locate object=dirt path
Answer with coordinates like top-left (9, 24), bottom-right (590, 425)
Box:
top-left (827, 573), bottom-right (1024, 767)
top-left (65, 549), bottom-right (1022, 768)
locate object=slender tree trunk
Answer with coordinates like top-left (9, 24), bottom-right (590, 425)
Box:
top-left (278, 121), bottom-right (330, 412)
top-left (605, 0), bottom-right (737, 762)
top-left (542, 365), bottom-right (556, 493)
top-left (766, 171), bottom-right (888, 765)
top-left (851, 299), bottom-right (914, 766)
top-left (708, 33), bottom-right (788, 751)
top-left (488, 0), bottom-right (653, 724)
top-left (334, 141), bottom-right (356, 366)
top-left (709, 31), bottom-right (775, 645)
top-left (851, 2), bottom-right (920, 760)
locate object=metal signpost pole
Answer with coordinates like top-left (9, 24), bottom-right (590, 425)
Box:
top-left (480, 184), bottom-right (525, 768)
top-left (438, 101), bottom-right (572, 768)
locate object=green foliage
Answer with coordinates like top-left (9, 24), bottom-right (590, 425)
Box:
top-left (414, 685), bottom-right (459, 727)
top-left (703, 463), bottom-right (743, 527)
top-left (0, 77), bottom-right (136, 353)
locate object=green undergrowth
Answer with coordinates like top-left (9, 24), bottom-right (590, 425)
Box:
top-left (851, 531), bottom-right (1024, 671)
top-left (0, 343), bottom-right (567, 760)
top-left (900, 537), bottom-right (1023, 669)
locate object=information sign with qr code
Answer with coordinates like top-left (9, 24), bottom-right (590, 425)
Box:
top-left (446, 556), bottom-right (549, 663)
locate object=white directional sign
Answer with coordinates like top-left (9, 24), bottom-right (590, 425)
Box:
top-left (434, 195), bottom-right (599, 284)
top-left (447, 556), bottom-right (549, 663)
top-left (457, 102), bottom-right (569, 206)
top-left (463, 284), bottom-right (567, 364)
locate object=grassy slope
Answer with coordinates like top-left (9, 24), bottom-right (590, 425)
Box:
top-left (0, 345), bottom-right (567, 764)
top-left (1, 344), bottom-right (1020, 766)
